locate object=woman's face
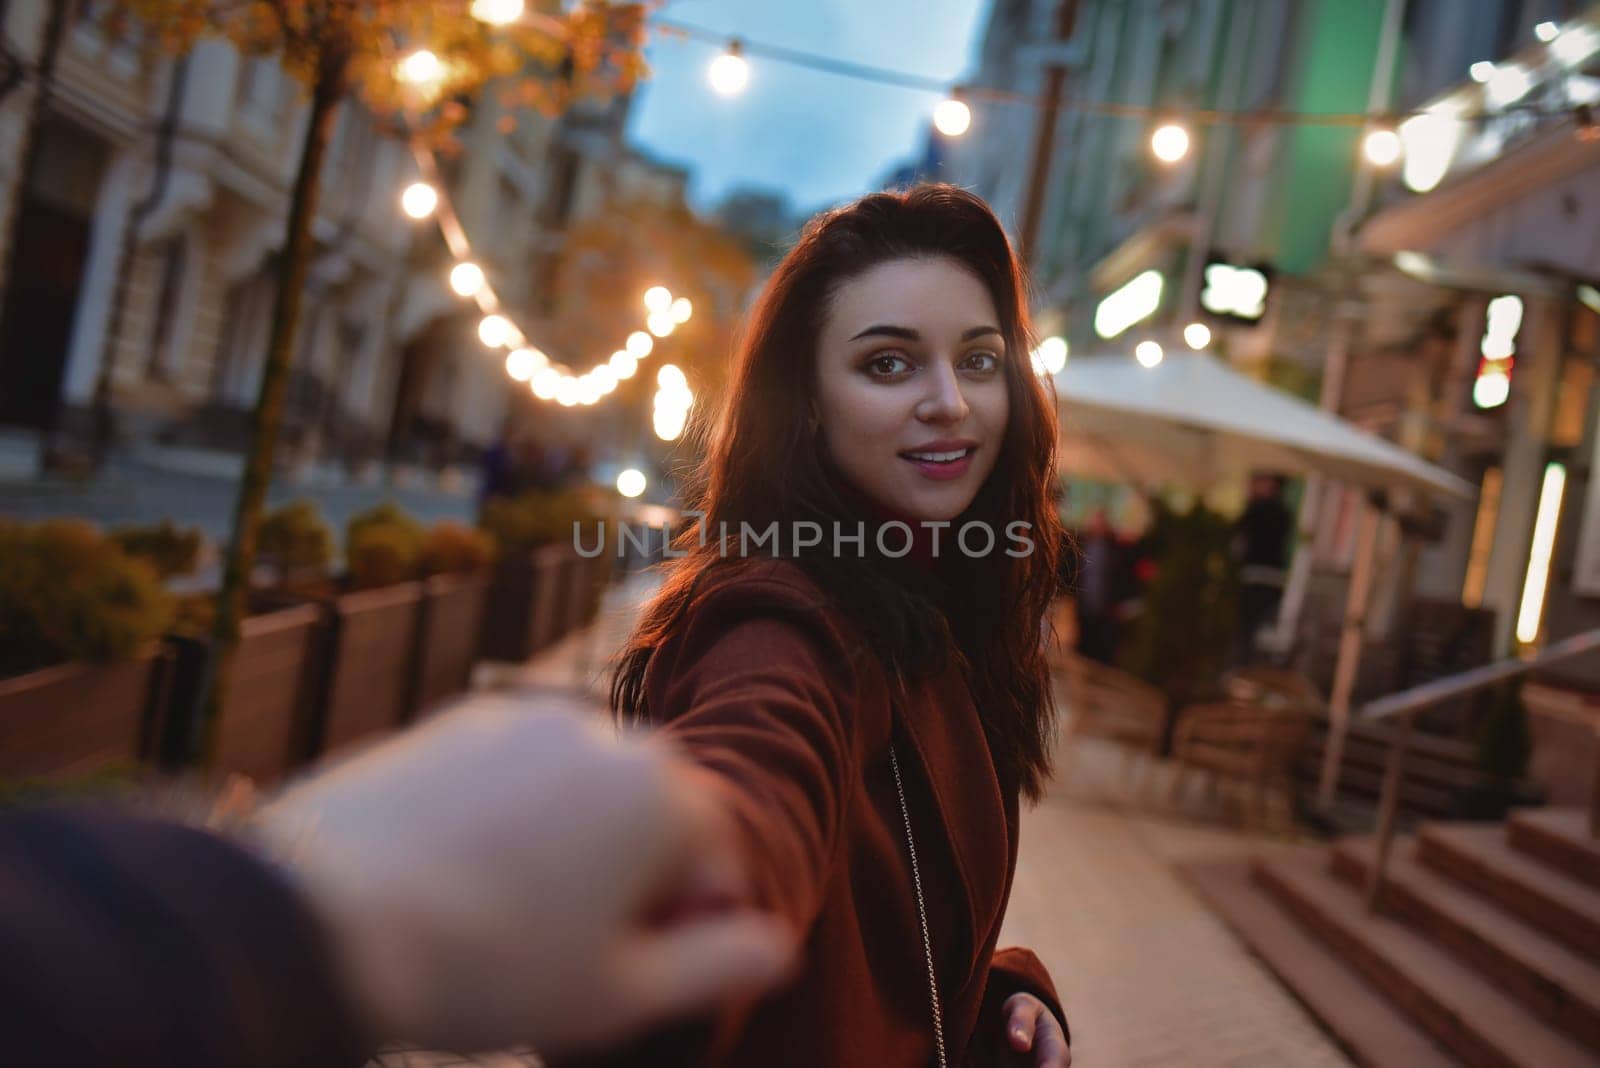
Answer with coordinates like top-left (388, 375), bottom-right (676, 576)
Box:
top-left (814, 256), bottom-right (1010, 523)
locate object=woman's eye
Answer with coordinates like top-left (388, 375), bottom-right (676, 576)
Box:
top-left (963, 351), bottom-right (1000, 373)
top-left (866, 353), bottom-right (911, 377)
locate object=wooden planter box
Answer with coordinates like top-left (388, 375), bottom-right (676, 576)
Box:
top-left (411, 570), bottom-right (491, 716)
top-left (207, 604), bottom-right (327, 783)
top-left (315, 582), bottom-right (425, 757)
top-left (481, 544), bottom-right (570, 662)
top-left (0, 646), bottom-right (171, 777)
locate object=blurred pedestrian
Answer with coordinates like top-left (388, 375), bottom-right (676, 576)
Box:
top-left (0, 698), bottom-right (793, 1067)
top-left (1072, 509), bottom-right (1127, 665)
top-left (1232, 473), bottom-right (1292, 663)
top-left (603, 185), bottom-right (1071, 1067)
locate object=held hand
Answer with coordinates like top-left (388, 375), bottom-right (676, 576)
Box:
top-left (256, 697), bottom-right (795, 1057)
top-left (998, 992), bottom-right (1071, 1067)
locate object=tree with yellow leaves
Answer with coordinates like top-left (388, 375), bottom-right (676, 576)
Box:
top-left (107, 0), bottom-right (646, 760)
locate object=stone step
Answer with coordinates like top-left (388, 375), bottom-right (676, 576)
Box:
top-left (1255, 854), bottom-right (1598, 1067)
top-left (1419, 822), bottom-right (1600, 962)
top-left (1332, 836), bottom-right (1600, 1051)
top-left (1509, 808), bottom-right (1600, 890)
top-left (1180, 857), bottom-right (1455, 1068)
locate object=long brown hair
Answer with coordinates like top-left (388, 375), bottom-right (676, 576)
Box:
top-left (611, 184), bottom-right (1064, 799)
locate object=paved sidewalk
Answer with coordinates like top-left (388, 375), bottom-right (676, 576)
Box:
top-left (385, 573), bottom-right (1354, 1067)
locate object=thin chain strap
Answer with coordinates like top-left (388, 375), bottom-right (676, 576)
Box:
top-left (890, 743), bottom-right (948, 1068)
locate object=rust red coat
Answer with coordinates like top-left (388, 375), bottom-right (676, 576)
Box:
top-left (576, 557), bottom-right (1064, 1067)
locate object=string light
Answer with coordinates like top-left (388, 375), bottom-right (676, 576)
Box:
top-left (1135, 340), bottom-right (1164, 368)
top-left (398, 49), bottom-right (443, 86)
top-left (1183, 322), bottom-right (1211, 350)
top-left (626, 331), bottom-right (655, 357)
top-left (644, 286), bottom-right (672, 312)
top-left (933, 94), bottom-right (972, 137)
top-left (610, 350), bottom-right (639, 378)
top-left (450, 261), bottom-right (486, 297)
top-left (400, 181), bottom-right (438, 219)
top-left (708, 39), bottom-right (750, 96)
top-left (1535, 21), bottom-right (1560, 43)
top-left (617, 468), bottom-right (647, 498)
top-left (1363, 126), bottom-right (1402, 167)
top-left (478, 314), bottom-right (514, 348)
top-left (471, 0), bottom-right (525, 26)
top-left (1150, 122), bottom-right (1190, 163)
top-left (1469, 60), bottom-right (1495, 83)
top-left (531, 367), bottom-right (560, 399)
top-left (671, 297), bottom-right (694, 324)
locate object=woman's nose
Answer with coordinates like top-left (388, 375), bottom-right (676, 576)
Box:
top-left (915, 361), bottom-right (970, 423)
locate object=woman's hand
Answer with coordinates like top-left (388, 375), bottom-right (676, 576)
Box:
top-left (998, 992), bottom-right (1071, 1067)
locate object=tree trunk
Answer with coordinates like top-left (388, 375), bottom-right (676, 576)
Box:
top-left (197, 49), bottom-right (347, 763)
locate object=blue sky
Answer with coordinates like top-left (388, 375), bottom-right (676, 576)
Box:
top-left (626, 0), bottom-right (994, 216)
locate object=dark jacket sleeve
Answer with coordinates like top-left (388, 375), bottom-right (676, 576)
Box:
top-left (0, 805), bottom-right (372, 1068)
top-left (980, 946), bottom-right (1070, 1047)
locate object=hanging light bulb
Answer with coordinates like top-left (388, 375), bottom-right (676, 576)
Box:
top-left (1150, 122), bottom-right (1190, 163)
top-left (644, 286), bottom-right (672, 312)
top-left (933, 94), bottom-right (972, 137)
top-left (647, 311), bottom-right (676, 338)
top-left (505, 347), bottom-right (545, 381)
top-left (1183, 322), bottom-right (1212, 350)
top-left (671, 297), bottom-right (693, 324)
top-left (1033, 336), bottom-right (1068, 375)
top-left (530, 366), bottom-right (560, 400)
top-left (398, 49), bottom-right (443, 86)
top-left (1535, 21), bottom-right (1560, 43)
top-left (400, 182), bottom-right (438, 220)
top-left (478, 314), bottom-right (513, 348)
top-left (450, 262), bottom-right (486, 297)
top-left (609, 350), bottom-right (639, 379)
top-left (708, 39), bottom-right (750, 96)
top-left (1363, 126), bottom-right (1403, 167)
top-left (1135, 340), bottom-right (1164, 368)
top-left (470, 0), bottom-right (524, 26)
top-left (1469, 60), bottom-right (1496, 83)
top-left (626, 331), bottom-right (654, 358)
top-left (555, 378), bottom-right (580, 406)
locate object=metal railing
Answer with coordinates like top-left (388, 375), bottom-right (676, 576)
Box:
top-left (1359, 627), bottom-right (1600, 911)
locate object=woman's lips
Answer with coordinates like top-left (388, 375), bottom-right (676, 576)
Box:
top-left (901, 447), bottom-right (975, 481)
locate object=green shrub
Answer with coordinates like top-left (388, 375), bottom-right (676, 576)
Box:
top-left (0, 519), bottom-right (174, 676)
top-left (479, 490), bottom-right (600, 554)
top-left (344, 502), bottom-right (424, 589)
top-left (1119, 502), bottom-right (1240, 708)
top-left (257, 500), bottom-right (334, 585)
top-left (110, 520), bottom-right (203, 579)
top-left (420, 521), bottom-right (497, 576)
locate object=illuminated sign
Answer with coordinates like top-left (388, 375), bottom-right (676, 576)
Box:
top-left (1200, 261), bottom-right (1269, 322)
top-left (1472, 294), bottom-right (1521, 409)
top-left (1093, 270), bottom-right (1164, 339)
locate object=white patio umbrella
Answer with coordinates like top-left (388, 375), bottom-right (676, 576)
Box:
top-left (1052, 352), bottom-right (1475, 500)
top-left (1052, 352), bottom-right (1476, 809)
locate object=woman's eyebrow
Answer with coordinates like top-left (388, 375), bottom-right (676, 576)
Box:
top-left (848, 324), bottom-right (1003, 342)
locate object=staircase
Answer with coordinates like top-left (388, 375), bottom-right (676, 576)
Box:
top-left (1184, 807), bottom-right (1600, 1067)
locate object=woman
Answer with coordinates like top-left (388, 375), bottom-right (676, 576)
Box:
top-left (605, 185), bottom-right (1070, 1067)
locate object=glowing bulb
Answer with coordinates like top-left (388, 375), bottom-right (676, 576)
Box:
top-left (576, 377), bottom-right (601, 405)
top-left (654, 408), bottom-right (687, 441)
top-left (1473, 370), bottom-right (1511, 408)
top-left (398, 49), bottom-right (442, 86)
top-left (1534, 21), bottom-right (1560, 43)
top-left (1035, 336), bottom-right (1068, 374)
top-left (505, 348), bottom-right (541, 381)
top-left (450, 262), bottom-right (486, 297)
top-left (657, 364), bottom-right (687, 390)
top-left (1400, 108), bottom-right (1463, 193)
top-left (555, 378), bottom-right (580, 406)
top-left (671, 297), bottom-right (693, 323)
top-left (617, 468), bottom-right (647, 498)
top-left (933, 97), bottom-right (972, 137)
top-left (626, 331), bottom-right (654, 358)
top-left (1150, 123), bottom-right (1190, 163)
top-left (478, 314), bottom-right (513, 348)
top-left (1183, 322), bottom-right (1211, 350)
top-left (471, 0), bottom-right (524, 25)
top-left (708, 45), bottom-right (749, 96)
top-left (400, 182), bottom-right (438, 219)
top-left (530, 367), bottom-right (559, 399)
top-left (647, 311), bottom-right (676, 338)
top-left (1363, 128), bottom-right (1402, 167)
top-left (590, 365), bottom-right (618, 394)
top-left (1469, 61), bottom-right (1496, 83)
top-left (644, 286), bottom-right (672, 312)
top-left (609, 351), bottom-right (638, 378)
top-left (1135, 340), bottom-right (1164, 368)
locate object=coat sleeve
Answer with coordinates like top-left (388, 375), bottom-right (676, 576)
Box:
top-left (645, 567), bottom-right (869, 933)
top-left (979, 946), bottom-right (1070, 1047)
top-left (0, 805), bottom-right (372, 1068)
